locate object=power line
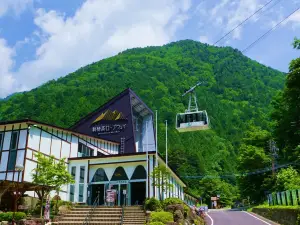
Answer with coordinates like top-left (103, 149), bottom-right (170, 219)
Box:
top-left (213, 0), bottom-right (278, 46)
top-left (182, 161), bottom-right (299, 179)
top-left (242, 6), bottom-right (300, 53)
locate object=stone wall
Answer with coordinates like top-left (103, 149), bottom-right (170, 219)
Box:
top-left (252, 207), bottom-right (300, 225)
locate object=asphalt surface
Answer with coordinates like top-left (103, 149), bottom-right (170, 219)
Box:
top-left (205, 210), bottom-right (278, 225)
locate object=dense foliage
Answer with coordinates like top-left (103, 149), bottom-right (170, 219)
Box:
top-left (0, 40), bottom-right (285, 201)
top-left (272, 38), bottom-right (300, 161)
top-left (236, 38), bottom-right (300, 204)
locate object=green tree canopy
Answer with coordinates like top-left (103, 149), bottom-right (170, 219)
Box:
top-left (32, 153), bottom-right (74, 217)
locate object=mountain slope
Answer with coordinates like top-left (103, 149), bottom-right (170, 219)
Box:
top-left (0, 40), bottom-right (284, 189)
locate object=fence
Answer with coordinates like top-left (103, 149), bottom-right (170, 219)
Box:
top-left (267, 189), bottom-right (300, 206)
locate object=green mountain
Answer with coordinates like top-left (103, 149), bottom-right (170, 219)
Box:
top-left (0, 40), bottom-right (284, 189)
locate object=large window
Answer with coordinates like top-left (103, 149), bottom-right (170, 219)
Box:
top-left (10, 131), bottom-right (19, 150)
top-left (70, 166), bottom-right (76, 202)
top-left (78, 142), bottom-right (94, 157)
top-left (78, 166), bottom-right (85, 202)
top-left (91, 168), bottom-right (108, 182)
top-left (79, 166), bottom-right (85, 183)
top-left (8, 131), bottom-right (19, 170)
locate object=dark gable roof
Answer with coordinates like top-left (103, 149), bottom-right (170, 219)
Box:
top-left (70, 88), bottom-right (153, 130)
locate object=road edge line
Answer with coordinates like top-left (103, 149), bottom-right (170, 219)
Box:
top-left (205, 212), bottom-right (214, 225)
top-left (243, 211), bottom-right (272, 225)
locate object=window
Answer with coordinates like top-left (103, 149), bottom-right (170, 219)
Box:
top-left (69, 185), bottom-right (75, 202)
top-left (92, 168), bottom-right (108, 182)
top-left (78, 184), bottom-right (84, 202)
top-left (78, 142), bottom-right (94, 157)
top-left (79, 166), bottom-right (85, 183)
top-left (7, 131), bottom-right (19, 170)
top-left (0, 132), bottom-right (3, 150)
top-left (10, 131), bottom-right (19, 150)
top-left (70, 166), bottom-right (76, 202)
top-left (71, 166), bottom-right (76, 179)
top-left (7, 150), bottom-right (17, 170)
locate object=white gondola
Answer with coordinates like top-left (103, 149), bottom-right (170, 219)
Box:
top-left (176, 82), bottom-right (210, 132)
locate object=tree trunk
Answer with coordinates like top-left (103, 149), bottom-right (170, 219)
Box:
top-left (55, 190), bottom-right (59, 215)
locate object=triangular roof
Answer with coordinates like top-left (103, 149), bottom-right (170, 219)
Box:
top-left (70, 88), bottom-right (153, 130)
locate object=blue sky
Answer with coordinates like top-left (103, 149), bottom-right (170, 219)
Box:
top-left (0, 0), bottom-right (299, 98)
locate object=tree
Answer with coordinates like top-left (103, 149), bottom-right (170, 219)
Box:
top-left (275, 167), bottom-right (300, 191)
top-left (198, 177), bottom-right (239, 207)
top-left (32, 153), bottom-right (74, 217)
top-left (237, 144), bottom-right (272, 203)
top-left (272, 38), bottom-right (300, 160)
top-left (151, 165), bottom-right (173, 200)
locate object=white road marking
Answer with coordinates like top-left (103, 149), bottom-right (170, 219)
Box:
top-left (243, 211), bottom-right (272, 225)
top-left (206, 212), bottom-right (214, 225)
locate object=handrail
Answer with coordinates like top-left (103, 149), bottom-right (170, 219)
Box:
top-left (83, 195), bottom-right (99, 225)
top-left (120, 204), bottom-right (125, 225)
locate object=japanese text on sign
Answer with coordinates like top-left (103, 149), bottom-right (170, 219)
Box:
top-left (92, 124), bottom-right (127, 134)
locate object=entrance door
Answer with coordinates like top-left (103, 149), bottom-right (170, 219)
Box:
top-left (131, 182), bottom-right (146, 205)
top-left (120, 184), bottom-right (128, 206)
top-left (91, 184), bottom-right (105, 205)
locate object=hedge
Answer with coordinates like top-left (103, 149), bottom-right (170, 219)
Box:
top-left (0, 212), bottom-right (26, 221)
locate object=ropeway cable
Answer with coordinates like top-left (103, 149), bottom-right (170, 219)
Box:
top-left (242, 6), bottom-right (300, 53)
top-left (213, 0), bottom-right (279, 46)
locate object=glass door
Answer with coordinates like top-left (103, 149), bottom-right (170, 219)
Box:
top-left (120, 184), bottom-right (128, 206)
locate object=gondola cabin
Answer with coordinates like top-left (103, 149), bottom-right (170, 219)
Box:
top-left (176, 110), bottom-right (209, 132)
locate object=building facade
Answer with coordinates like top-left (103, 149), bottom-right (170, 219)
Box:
top-left (0, 89), bottom-right (191, 208)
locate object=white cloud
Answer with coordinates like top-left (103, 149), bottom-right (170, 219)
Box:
top-left (284, 10), bottom-right (300, 28)
top-left (0, 38), bottom-right (16, 97)
top-left (199, 35), bottom-right (211, 44)
top-left (0, 0), bottom-right (189, 97)
top-left (0, 0), bottom-right (34, 17)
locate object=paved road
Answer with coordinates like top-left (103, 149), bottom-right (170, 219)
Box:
top-left (205, 210), bottom-right (278, 225)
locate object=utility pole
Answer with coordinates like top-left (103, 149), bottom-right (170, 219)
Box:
top-left (156, 110), bottom-right (158, 166)
top-left (165, 120), bottom-right (168, 168)
top-left (269, 140), bottom-right (279, 176)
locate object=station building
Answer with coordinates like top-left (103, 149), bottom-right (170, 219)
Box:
top-left (0, 89), bottom-right (196, 208)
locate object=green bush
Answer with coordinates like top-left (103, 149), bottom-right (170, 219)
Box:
top-left (183, 204), bottom-right (190, 217)
top-left (163, 198), bottom-right (183, 208)
top-left (149, 222), bottom-right (165, 225)
top-left (145, 198), bottom-right (162, 211)
top-left (0, 212), bottom-right (26, 221)
top-left (150, 211), bottom-right (173, 223)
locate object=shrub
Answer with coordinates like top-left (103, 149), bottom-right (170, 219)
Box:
top-left (149, 222), bottom-right (164, 225)
top-left (163, 198), bottom-right (183, 208)
top-left (150, 211), bottom-right (173, 223)
top-left (0, 212), bottom-right (26, 221)
top-left (183, 204), bottom-right (190, 218)
top-left (14, 212), bottom-right (26, 221)
top-left (145, 198), bottom-right (162, 211)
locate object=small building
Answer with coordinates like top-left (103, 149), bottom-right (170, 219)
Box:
top-left (0, 89), bottom-right (189, 208)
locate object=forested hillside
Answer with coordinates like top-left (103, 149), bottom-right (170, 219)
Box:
top-left (0, 40), bottom-right (285, 198)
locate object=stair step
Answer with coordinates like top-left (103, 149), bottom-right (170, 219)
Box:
top-left (58, 222), bottom-right (121, 225)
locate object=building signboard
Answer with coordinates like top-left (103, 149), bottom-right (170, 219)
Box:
top-left (91, 109), bottom-right (128, 135)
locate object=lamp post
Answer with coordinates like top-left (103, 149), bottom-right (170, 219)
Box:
top-left (12, 164), bottom-right (24, 225)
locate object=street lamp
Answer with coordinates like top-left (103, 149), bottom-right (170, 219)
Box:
top-left (12, 164), bottom-right (24, 225)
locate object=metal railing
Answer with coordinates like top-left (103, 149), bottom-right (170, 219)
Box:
top-left (83, 195), bottom-right (99, 225)
top-left (120, 204), bottom-right (125, 225)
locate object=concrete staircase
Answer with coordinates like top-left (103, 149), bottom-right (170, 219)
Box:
top-left (122, 206), bottom-right (146, 225)
top-left (57, 205), bottom-right (145, 225)
top-left (58, 206), bottom-right (122, 225)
